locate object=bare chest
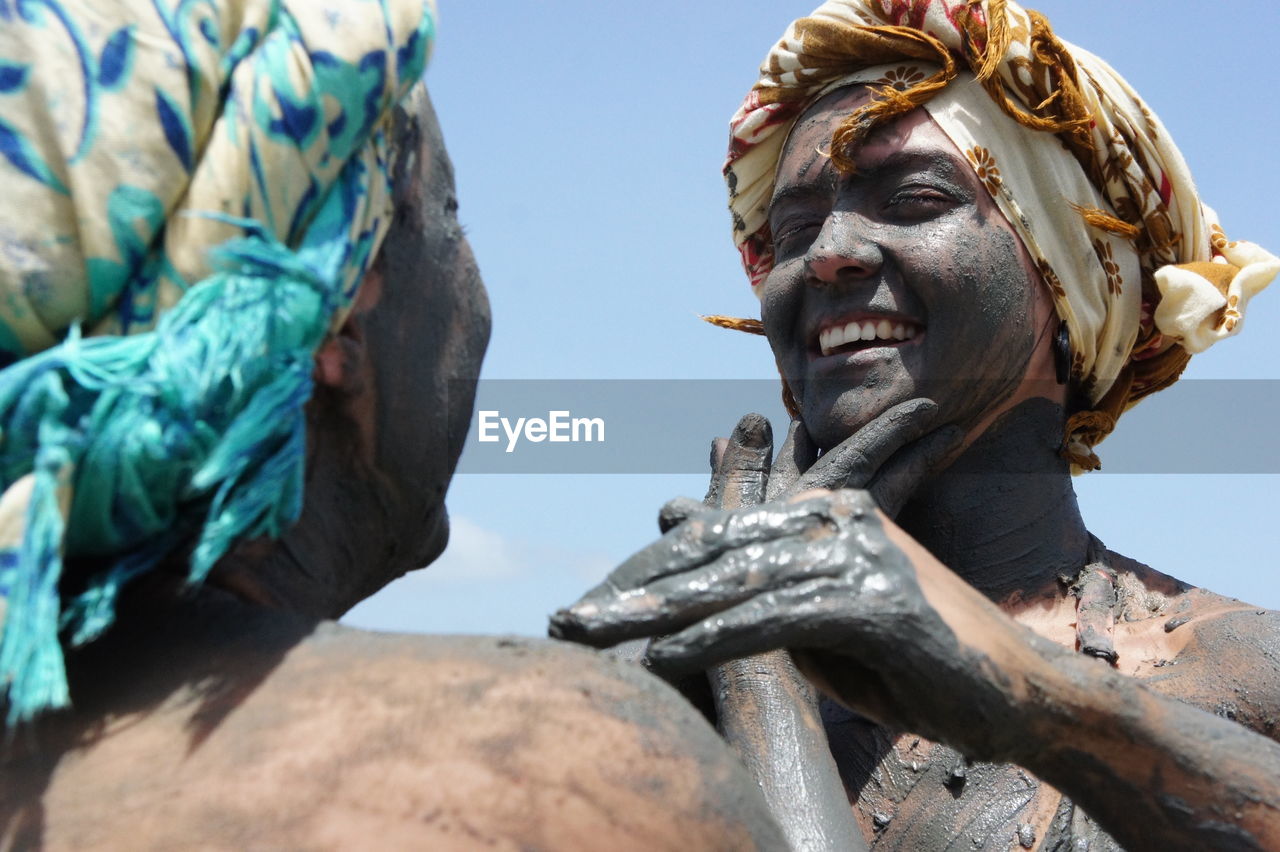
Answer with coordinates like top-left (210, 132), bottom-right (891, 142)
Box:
top-left (823, 704), bottom-right (1121, 851)
top-left (819, 573), bottom-right (1253, 851)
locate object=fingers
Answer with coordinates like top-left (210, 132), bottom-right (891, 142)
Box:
top-left (646, 495), bottom-right (844, 585)
top-left (645, 579), bottom-right (849, 675)
top-left (550, 533), bottom-right (843, 647)
top-left (866, 424), bottom-right (964, 517)
top-left (794, 398), bottom-right (939, 492)
top-left (765, 419), bottom-right (818, 501)
top-left (680, 413), bottom-right (775, 534)
top-left (637, 496), bottom-right (915, 675)
top-left (594, 490), bottom-right (875, 611)
top-left (702, 437), bottom-right (730, 508)
top-left (707, 413), bottom-right (773, 511)
top-left (658, 496), bottom-right (705, 534)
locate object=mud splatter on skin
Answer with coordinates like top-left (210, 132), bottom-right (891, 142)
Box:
top-left (1153, 609), bottom-right (1280, 740)
top-left (552, 410), bottom-right (966, 849)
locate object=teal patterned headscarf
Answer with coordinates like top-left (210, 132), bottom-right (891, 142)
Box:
top-left (0, 0), bottom-right (437, 722)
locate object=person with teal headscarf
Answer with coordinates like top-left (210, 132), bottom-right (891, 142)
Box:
top-left (0, 0), bottom-right (434, 722)
top-left (0, 1), bottom-right (787, 846)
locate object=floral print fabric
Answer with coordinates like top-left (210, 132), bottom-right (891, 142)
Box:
top-left (0, 0), bottom-right (434, 355)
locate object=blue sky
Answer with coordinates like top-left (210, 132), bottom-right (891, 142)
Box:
top-left (345, 0), bottom-right (1280, 636)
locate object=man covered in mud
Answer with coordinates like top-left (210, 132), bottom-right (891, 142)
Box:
top-left (554, 2), bottom-right (1280, 849)
top-left (0, 2), bottom-right (786, 848)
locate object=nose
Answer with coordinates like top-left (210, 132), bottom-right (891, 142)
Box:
top-left (803, 213), bottom-right (883, 285)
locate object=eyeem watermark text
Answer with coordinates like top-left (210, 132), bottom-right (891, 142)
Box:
top-left (477, 410), bottom-right (606, 453)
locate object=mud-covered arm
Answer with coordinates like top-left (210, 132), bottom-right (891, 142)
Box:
top-left (552, 488), bottom-right (1280, 851)
top-left (999, 644), bottom-right (1280, 851)
top-left (874, 526), bottom-right (1280, 852)
top-left (693, 414), bottom-right (868, 852)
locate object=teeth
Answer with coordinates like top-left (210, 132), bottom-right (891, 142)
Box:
top-left (819, 319), bottom-right (922, 355)
top-left (819, 324), bottom-right (844, 356)
top-left (820, 324), bottom-right (845, 355)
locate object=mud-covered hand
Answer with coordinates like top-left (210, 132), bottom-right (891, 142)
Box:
top-left (552, 401), bottom-right (972, 733)
top-left (772, 398), bottom-right (961, 514)
top-left (658, 398), bottom-right (962, 531)
top-left (670, 396), bottom-right (955, 512)
top-left (550, 485), bottom-right (997, 745)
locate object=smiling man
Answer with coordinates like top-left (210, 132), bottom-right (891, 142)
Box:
top-left (554, 1), bottom-right (1280, 849)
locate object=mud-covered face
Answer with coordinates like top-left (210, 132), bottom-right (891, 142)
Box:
top-left (761, 85), bottom-right (1052, 450)
top-left (360, 92), bottom-right (491, 569)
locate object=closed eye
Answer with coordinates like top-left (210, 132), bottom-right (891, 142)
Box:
top-left (882, 185), bottom-right (958, 220)
top-left (772, 220), bottom-right (822, 256)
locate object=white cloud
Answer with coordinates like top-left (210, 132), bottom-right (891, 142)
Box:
top-left (566, 552), bottom-right (613, 585)
top-left (424, 515), bottom-right (527, 582)
top-left (341, 515), bottom-right (621, 635)
top-left (425, 514), bottom-right (615, 586)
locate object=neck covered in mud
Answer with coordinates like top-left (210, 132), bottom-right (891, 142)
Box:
top-left (895, 397), bottom-right (1089, 603)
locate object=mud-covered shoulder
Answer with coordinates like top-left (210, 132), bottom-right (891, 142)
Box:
top-left (1164, 605), bottom-right (1280, 742)
top-left (19, 620), bottom-right (783, 851)
top-left (274, 626), bottom-right (786, 850)
top-left (1106, 551), bottom-right (1279, 741)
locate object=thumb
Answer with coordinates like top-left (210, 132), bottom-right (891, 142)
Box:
top-left (705, 413), bottom-right (773, 511)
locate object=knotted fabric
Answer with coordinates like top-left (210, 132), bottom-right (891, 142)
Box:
top-left (721, 0), bottom-right (1277, 470)
top-left (0, 0), bottom-right (436, 722)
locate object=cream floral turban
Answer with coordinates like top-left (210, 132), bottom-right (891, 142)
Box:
top-left (718, 0), bottom-right (1278, 470)
top-left (0, 0), bottom-right (436, 722)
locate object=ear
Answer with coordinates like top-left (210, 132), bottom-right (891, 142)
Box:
top-left (313, 261), bottom-right (385, 392)
top-left (313, 332), bottom-right (359, 391)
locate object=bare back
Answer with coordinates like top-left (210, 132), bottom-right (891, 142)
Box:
top-left (2, 608), bottom-right (784, 851)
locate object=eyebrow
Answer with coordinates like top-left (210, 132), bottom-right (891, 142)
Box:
top-left (769, 181), bottom-right (827, 210)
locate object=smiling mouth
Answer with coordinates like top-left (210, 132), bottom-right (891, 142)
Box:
top-left (815, 316), bottom-right (923, 358)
